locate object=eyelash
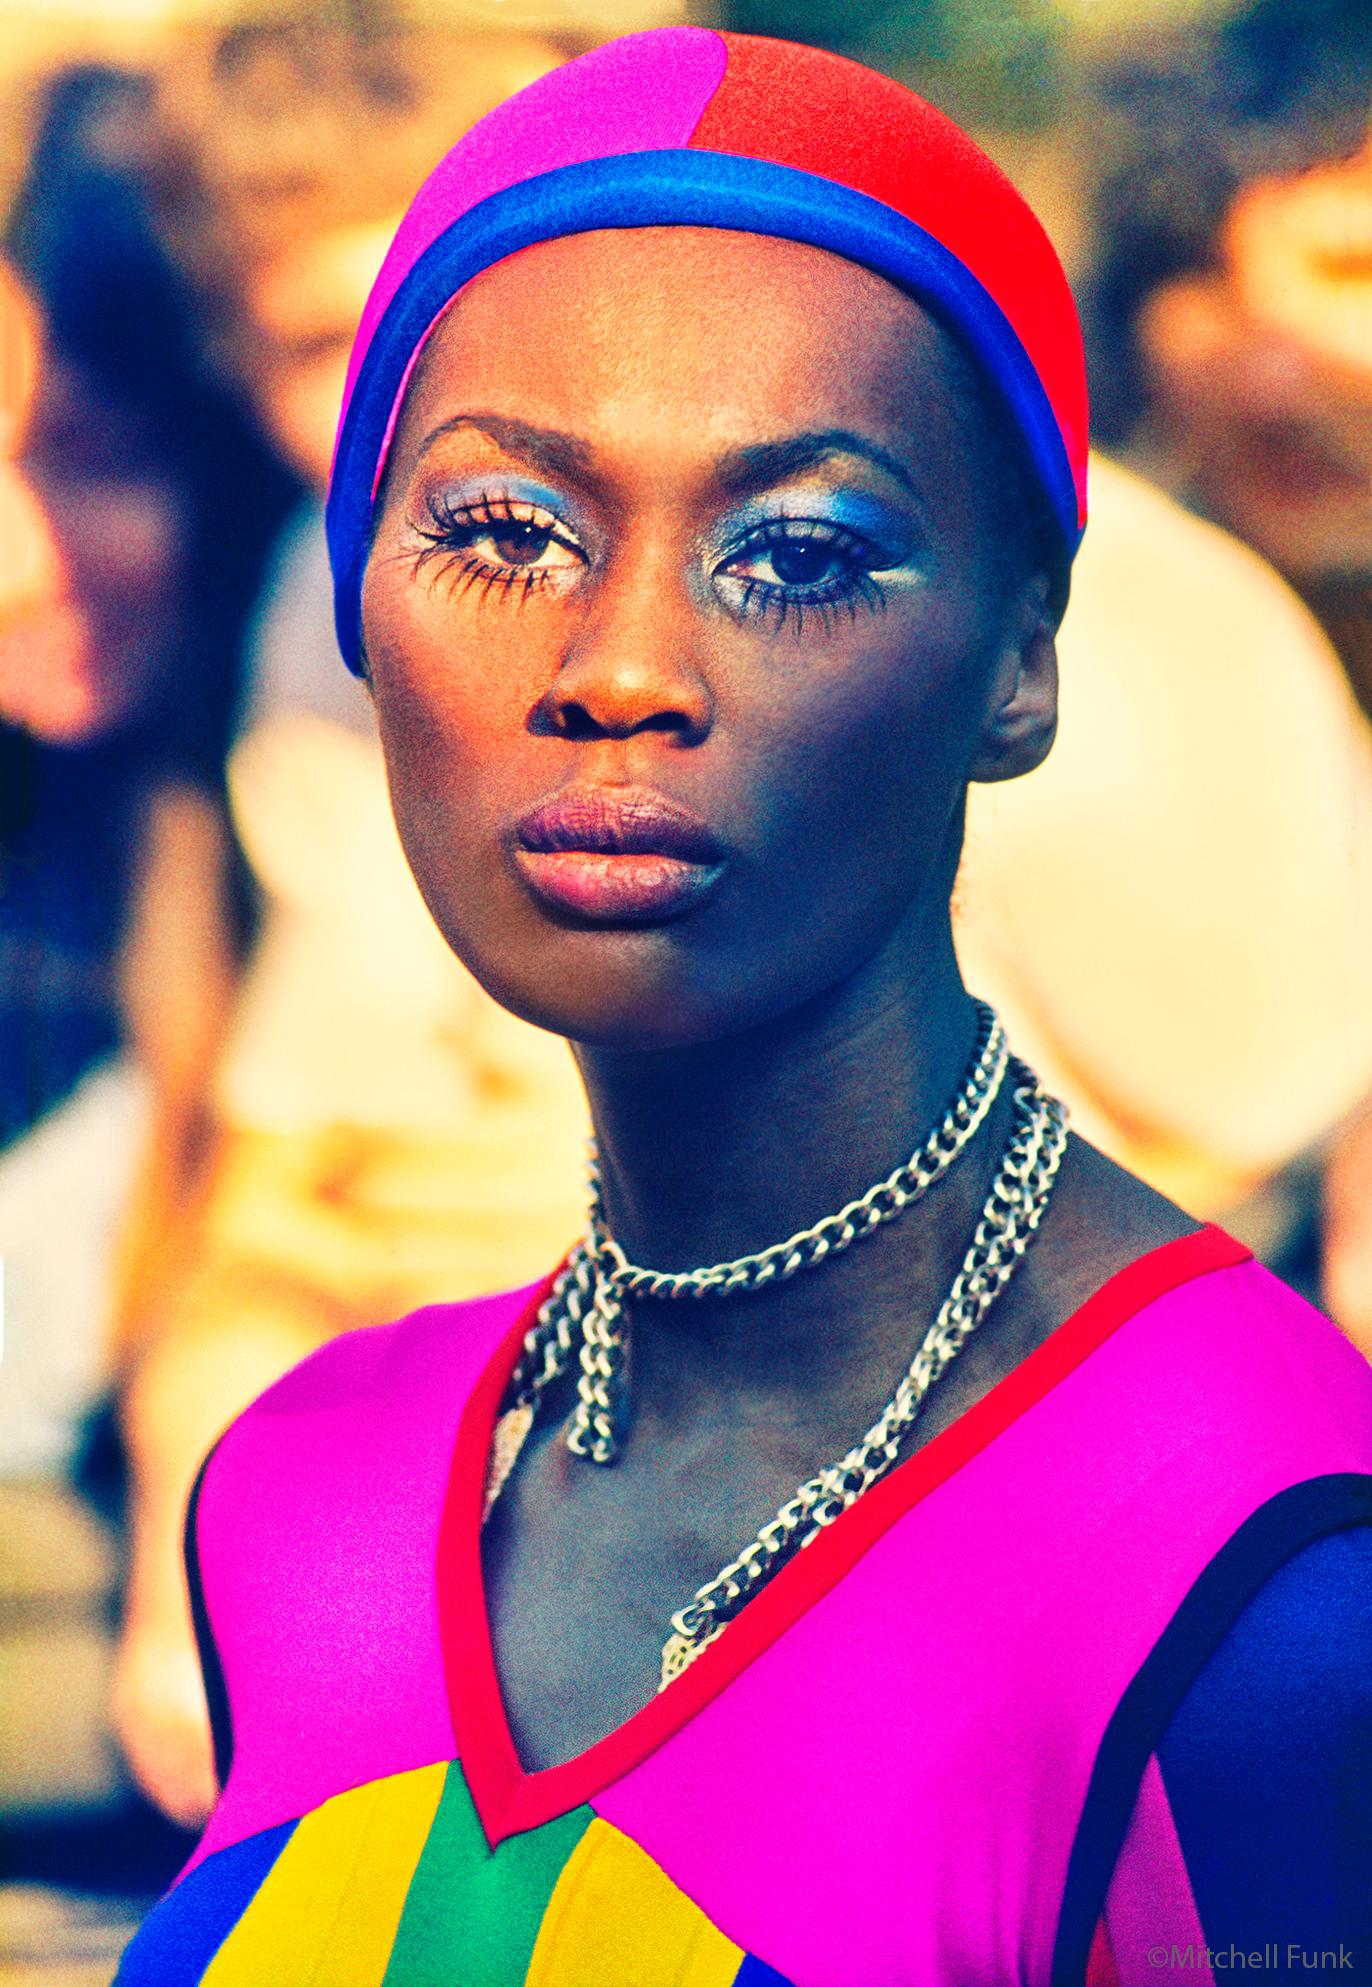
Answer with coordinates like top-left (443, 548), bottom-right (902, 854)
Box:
top-left (719, 517), bottom-right (889, 634)
top-left (412, 492), bottom-right (583, 606)
top-left (409, 496), bottom-right (890, 633)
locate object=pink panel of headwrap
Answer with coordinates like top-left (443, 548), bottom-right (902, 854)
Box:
top-left (336, 25), bottom-right (728, 445)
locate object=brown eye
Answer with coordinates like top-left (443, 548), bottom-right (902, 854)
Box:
top-left (416, 496), bottom-right (586, 583)
top-left (490, 521), bottom-right (556, 566)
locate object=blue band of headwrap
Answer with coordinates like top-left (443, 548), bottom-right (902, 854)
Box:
top-left (327, 148), bottom-right (1080, 675)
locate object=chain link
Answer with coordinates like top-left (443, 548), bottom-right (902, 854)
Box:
top-left (658, 1071), bottom-right (1067, 1681)
top-left (563, 1001), bottom-right (1008, 1461)
top-left (479, 1003), bottom-right (1069, 1689)
top-left (492, 1002), bottom-right (1009, 1471)
top-left (592, 1002), bottom-right (1007, 1307)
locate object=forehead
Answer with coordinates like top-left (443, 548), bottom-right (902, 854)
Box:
top-left (389, 226), bottom-right (974, 480)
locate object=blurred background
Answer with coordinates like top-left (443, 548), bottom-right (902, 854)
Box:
top-left (0, 0), bottom-right (1369, 1978)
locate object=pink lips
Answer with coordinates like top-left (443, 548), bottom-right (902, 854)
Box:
top-left (513, 786), bottom-right (727, 924)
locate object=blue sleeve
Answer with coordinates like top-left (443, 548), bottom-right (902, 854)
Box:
top-left (1156, 1528), bottom-right (1372, 1972)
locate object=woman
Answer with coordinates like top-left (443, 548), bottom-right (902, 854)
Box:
top-left (117, 29), bottom-right (1372, 1986)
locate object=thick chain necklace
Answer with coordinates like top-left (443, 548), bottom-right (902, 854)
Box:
top-left (481, 1004), bottom-right (1069, 1688)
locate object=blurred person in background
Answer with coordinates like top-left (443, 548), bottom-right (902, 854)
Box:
top-left (1, 64), bottom-right (290, 1156)
top-left (107, 14), bottom-right (593, 1830)
top-left (1087, 0), bottom-right (1372, 700)
top-left (1082, 0), bottom-right (1372, 1348)
top-left (0, 63), bottom-right (294, 1910)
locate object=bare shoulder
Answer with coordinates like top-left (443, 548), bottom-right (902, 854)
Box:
top-left (1029, 1132), bottom-right (1204, 1323)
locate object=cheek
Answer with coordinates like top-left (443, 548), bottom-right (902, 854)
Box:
top-left (363, 561), bottom-right (538, 918)
top-left (739, 610), bottom-right (982, 899)
top-left (366, 559), bottom-right (536, 785)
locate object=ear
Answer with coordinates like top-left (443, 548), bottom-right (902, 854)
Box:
top-left (969, 574), bottom-right (1058, 785)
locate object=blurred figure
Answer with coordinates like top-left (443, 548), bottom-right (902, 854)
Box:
top-left (1081, 0), bottom-right (1372, 1347)
top-left (0, 65), bottom-right (293, 1913)
top-left (1146, 136), bottom-right (1372, 597)
top-left (0, 65), bottom-right (294, 1481)
top-left (110, 17), bottom-right (592, 1829)
top-left (1, 67), bottom-right (291, 1155)
top-left (1087, 0), bottom-right (1372, 704)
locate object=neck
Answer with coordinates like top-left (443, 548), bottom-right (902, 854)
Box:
top-left (571, 907), bottom-right (1021, 1440)
top-left (575, 909), bottom-right (978, 1274)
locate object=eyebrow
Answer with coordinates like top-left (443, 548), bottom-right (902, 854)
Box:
top-left (714, 430), bottom-right (920, 499)
top-left (415, 413), bottom-right (918, 499)
top-left (416, 411), bottom-right (595, 480)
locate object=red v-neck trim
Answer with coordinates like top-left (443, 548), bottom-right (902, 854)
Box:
top-left (436, 1222), bottom-right (1250, 1844)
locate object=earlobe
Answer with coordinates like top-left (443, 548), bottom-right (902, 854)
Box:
top-left (969, 589), bottom-right (1059, 785)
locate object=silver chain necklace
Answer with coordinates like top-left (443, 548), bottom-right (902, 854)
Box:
top-left (481, 1004), bottom-right (1069, 1687)
top-left (495, 1000), bottom-right (1008, 1469)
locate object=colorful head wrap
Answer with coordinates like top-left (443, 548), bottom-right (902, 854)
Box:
top-left (327, 27), bottom-right (1089, 675)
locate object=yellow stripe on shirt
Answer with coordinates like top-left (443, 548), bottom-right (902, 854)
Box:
top-left (201, 1761), bottom-right (448, 1987)
top-left (525, 1816), bottom-right (746, 1987)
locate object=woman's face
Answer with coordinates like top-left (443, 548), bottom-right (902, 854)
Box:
top-left (1140, 134), bottom-right (1372, 587)
top-left (243, 222), bottom-right (398, 493)
top-left (1, 342), bottom-right (187, 744)
top-left (362, 226), bottom-right (1053, 1049)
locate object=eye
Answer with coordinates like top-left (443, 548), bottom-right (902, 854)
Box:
top-left (466, 514), bottom-right (582, 570)
top-left (413, 492), bottom-right (586, 598)
top-left (724, 526), bottom-right (861, 591)
top-left (716, 517), bottom-right (889, 631)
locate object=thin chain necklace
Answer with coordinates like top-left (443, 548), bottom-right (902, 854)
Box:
top-left (481, 1005), bottom-right (1068, 1687)
top-left (493, 1000), bottom-right (1008, 1475)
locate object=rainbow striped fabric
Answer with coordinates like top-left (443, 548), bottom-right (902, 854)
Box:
top-left (121, 1757), bottom-right (790, 1985)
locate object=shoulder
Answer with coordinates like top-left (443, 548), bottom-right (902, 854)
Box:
top-left (182, 1275), bottom-right (555, 1829)
top-left (1161, 1525), bottom-right (1372, 1765)
top-left (1157, 1530), bottom-right (1372, 1949)
top-left (1037, 1134), bottom-right (1366, 1394)
top-left (212, 1279), bottom-right (545, 1443)
top-left (1027, 1132), bottom-right (1201, 1321)
top-left (1042, 1139), bottom-right (1372, 1462)
top-left (191, 1276), bottom-right (553, 1560)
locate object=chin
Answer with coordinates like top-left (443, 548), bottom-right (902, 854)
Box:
top-left (459, 926), bottom-right (743, 1052)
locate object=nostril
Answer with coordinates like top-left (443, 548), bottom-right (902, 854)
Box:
top-left (556, 700), bottom-right (601, 742)
top-left (557, 702), bottom-right (701, 741)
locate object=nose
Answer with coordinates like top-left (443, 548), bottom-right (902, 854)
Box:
top-left (542, 550), bottom-right (714, 746)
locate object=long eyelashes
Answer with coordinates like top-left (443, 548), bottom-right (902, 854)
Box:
top-left (730, 571), bottom-right (888, 635)
top-left (407, 494), bottom-right (892, 633)
top-left (718, 516), bottom-right (890, 633)
top-left (411, 491), bottom-right (582, 608)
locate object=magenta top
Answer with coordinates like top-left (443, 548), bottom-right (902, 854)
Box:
top-left (117, 1226), bottom-right (1372, 1984)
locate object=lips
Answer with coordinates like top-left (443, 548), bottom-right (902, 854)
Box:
top-left (513, 785), bottom-right (727, 924)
